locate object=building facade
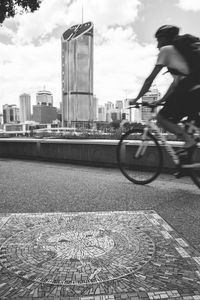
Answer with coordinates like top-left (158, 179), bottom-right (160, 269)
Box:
top-left (3, 104), bottom-right (20, 124)
top-left (61, 22), bottom-right (94, 126)
top-left (19, 93), bottom-right (31, 123)
top-left (115, 100), bottom-right (123, 110)
top-left (110, 110), bottom-right (121, 122)
top-left (98, 105), bottom-right (106, 122)
top-left (33, 89), bottom-right (57, 124)
top-left (36, 90), bottom-right (53, 106)
top-left (33, 105), bottom-right (57, 124)
top-left (93, 96), bottom-right (98, 121)
top-left (141, 88), bottom-right (161, 122)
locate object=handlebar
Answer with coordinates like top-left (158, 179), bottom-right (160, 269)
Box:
top-left (127, 102), bottom-right (156, 110)
top-left (127, 101), bottom-right (164, 110)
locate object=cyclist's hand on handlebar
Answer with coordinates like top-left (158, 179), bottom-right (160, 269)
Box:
top-left (147, 100), bottom-right (159, 108)
top-left (128, 98), bottom-right (138, 106)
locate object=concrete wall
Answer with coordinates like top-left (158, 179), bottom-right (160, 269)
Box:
top-left (0, 138), bottom-right (118, 167)
top-left (0, 138), bottom-right (199, 172)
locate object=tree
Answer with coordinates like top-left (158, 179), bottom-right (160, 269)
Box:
top-left (110, 120), bottom-right (121, 130)
top-left (0, 0), bottom-right (41, 24)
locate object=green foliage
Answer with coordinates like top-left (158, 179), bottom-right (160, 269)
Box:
top-left (130, 122), bottom-right (144, 129)
top-left (110, 120), bottom-right (121, 129)
top-left (0, 0), bottom-right (41, 24)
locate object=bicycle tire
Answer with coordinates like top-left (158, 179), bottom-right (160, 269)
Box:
top-left (189, 146), bottom-right (200, 189)
top-left (117, 128), bottom-right (163, 184)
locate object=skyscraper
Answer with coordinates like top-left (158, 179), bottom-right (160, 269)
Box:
top-left (19, 93), bottom-right (31, 123)
top-left (3, 104), bottom-right (20, 124)
top-left (33, 89), bottom-right (57, 124)
top-left (61, 22), bottom-right (94, 126)
top-left (36, 89), bottom-right (53, 106)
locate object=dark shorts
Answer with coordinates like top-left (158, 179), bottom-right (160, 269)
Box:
top-left (159, 76), bottom-right (200, 126)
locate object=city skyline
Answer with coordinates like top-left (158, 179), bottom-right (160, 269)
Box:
top-left (1, 0), bottom-right (200, 110)
top-left (1, 87), bottom-right (161, 125)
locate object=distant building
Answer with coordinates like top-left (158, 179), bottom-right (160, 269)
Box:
top-left (36, 90), bottom-right (53, 106)
top-left (110, 110), bottom-right (121, 122)
top-left (142, 88), bottom-right (161, 122)
top-left (32, 105), bottom-right (57, 124)
top-left (3, 104), bottom-right (20, 124)
top-left (93, 96), bottom-right (98, 121)
top-left (115, 100), bottom-right (123, 110)
top-left (61, 22), bottom-right (94, 126)
top-left (32, 89), bottom-right (57, 124)
top-left (0, 113), bottom-right (3, 125)
top-left (19, 93), bottom-right (31, 122)
top-left (105, 101), bottom-right (114, 111)
top-left (105, 101), bottom-right (114, 122)
top-left (56, 102), bottom-right (62, 123)
top-left (98, 105), bottom-right (106, 122)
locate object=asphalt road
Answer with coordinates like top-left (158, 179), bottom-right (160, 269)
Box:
top-left (0, 158), bottom-right (200, 251)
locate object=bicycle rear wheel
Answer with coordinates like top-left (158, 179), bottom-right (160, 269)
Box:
top-left (117, 129), bottom-right (163, 184)
top-left (190, 146), bottom-right (200, 188)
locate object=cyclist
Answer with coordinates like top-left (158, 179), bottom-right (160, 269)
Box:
top-left (129, 25), bottom-right (200, 154)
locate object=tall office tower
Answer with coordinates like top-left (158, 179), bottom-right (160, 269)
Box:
top-left (142, 88), bottom-right (161, 122)
top-left (36, 89), bottom-right (53, 106)
top-left (61, 22), bottom-right (94, 127)
top-left (3, 104), bottom-right (20, 124)
top-left (19, 93), bottom-right (31, 122)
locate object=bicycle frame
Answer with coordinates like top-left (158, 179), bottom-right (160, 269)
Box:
top-left (119, 104), bottom-right (200, 187)
top-left (141, 115), bottom-right (180, 165)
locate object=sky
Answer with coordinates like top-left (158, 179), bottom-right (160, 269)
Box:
top-left (1, 0), bottom-right (200, 111)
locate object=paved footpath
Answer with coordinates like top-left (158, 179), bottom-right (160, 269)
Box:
top-left (0, 158), bottom-right (200, 299)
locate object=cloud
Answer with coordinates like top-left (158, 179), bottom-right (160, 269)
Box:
top-left (0, 38), bottom-right (61, 106)
top-left (7, 0), bottom-right (141, 44)
top-left (11, 0), bottom-right (71, 44)
top-left (94, 26), bottom-right (158, 101)
top-left (1, 0), bottom-right (170, 109)
top-left (68, 0), bottom-right (141, 31)
top-left (177, 0), bottom-right (200, 11)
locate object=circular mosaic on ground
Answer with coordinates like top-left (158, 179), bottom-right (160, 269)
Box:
top-left (0, 214), bottom-right (155, 286)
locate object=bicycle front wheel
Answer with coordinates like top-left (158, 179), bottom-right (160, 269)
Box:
top-left (117, 129), bottom-right (163, 184)
top-left (190, 145), bottom-right (200, 189)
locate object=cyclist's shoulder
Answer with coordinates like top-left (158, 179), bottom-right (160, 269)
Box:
top-left (159, 45), bottom-right (176, 54)
top-left (157, 46), bottom-right (175, 65)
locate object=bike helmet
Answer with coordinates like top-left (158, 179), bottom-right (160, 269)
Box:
top-left (155, 25), bottom-right (180, 40)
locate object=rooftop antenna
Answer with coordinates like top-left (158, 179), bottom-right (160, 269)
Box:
top-left (81, 0), bottom-right (84, 23)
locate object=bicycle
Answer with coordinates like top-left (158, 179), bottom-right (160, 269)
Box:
top-left (117, 102), bottom-right (200, 188)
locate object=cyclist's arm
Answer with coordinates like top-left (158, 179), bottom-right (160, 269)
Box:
top-left (155, 76), bottom-right (179, 105)
top-left (134, 65), bottom-right (163, 102)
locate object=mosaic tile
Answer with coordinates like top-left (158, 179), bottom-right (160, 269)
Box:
top-left (0, 211), bottom-right (200, 299)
